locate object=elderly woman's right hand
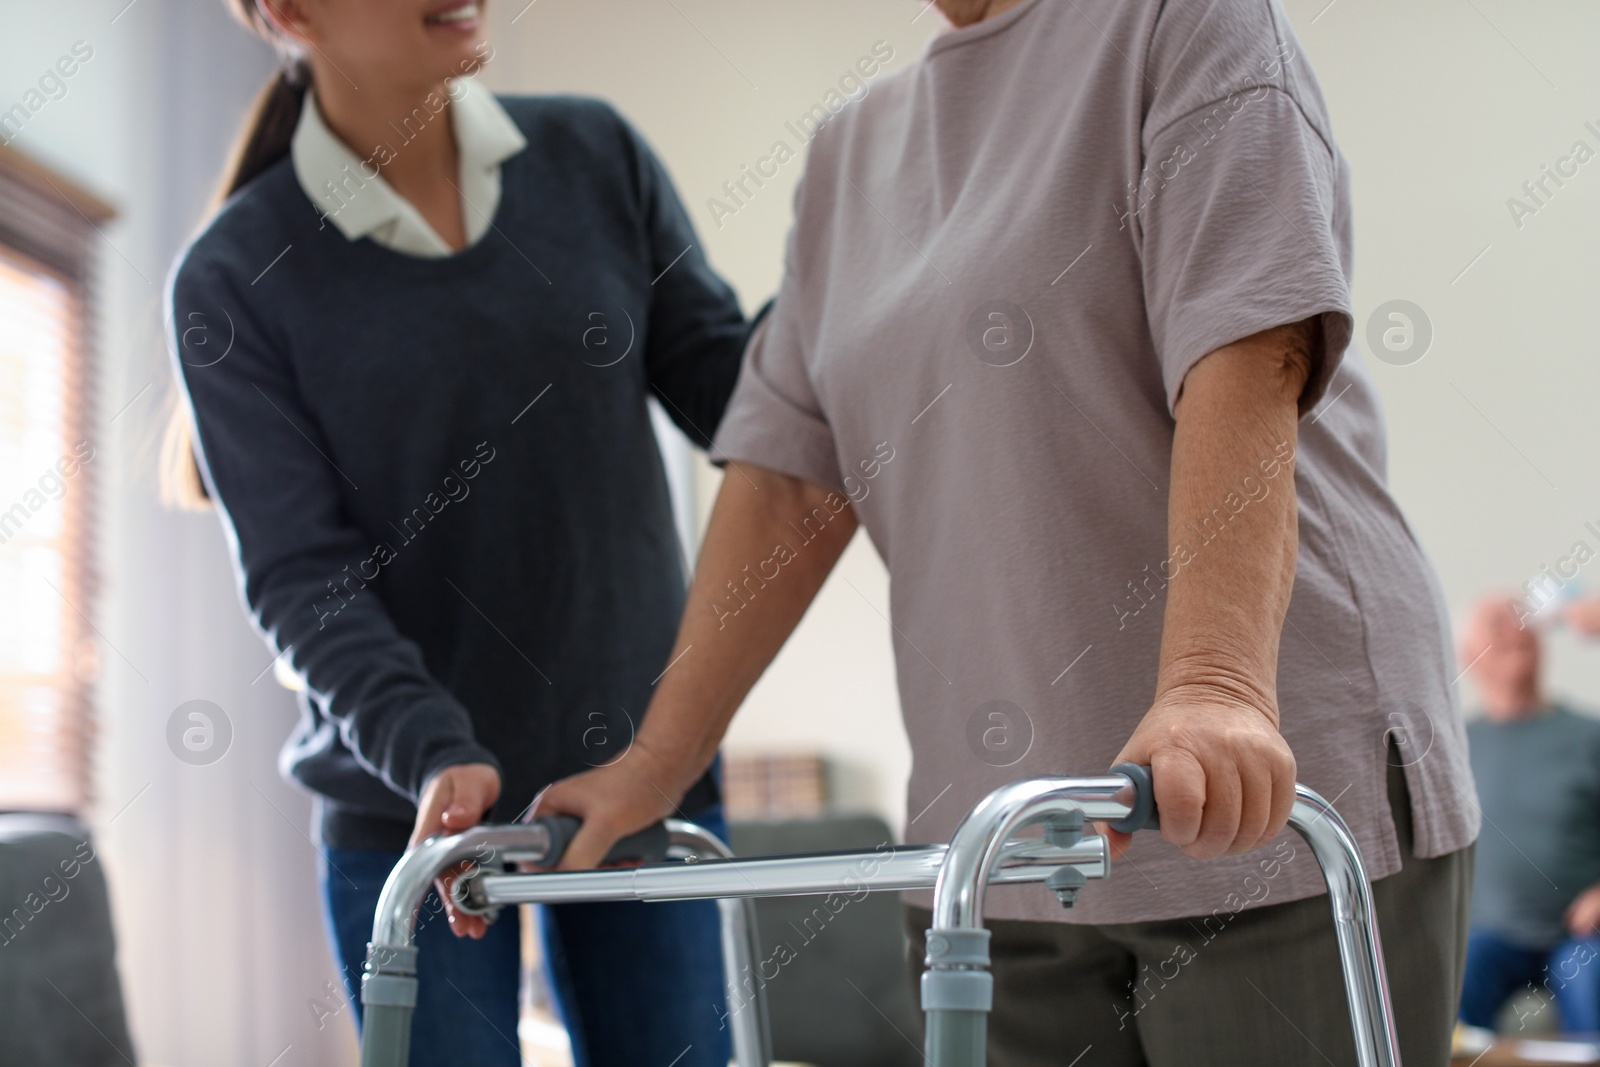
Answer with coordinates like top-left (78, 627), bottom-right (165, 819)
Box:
top-left (1111, 682), bottom-right (1298, 862)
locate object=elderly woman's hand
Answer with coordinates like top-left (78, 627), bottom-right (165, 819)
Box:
top-left (1110, 684), bottom-right (1297, 860)
top-left (531, 739), bottom-right (691, 872)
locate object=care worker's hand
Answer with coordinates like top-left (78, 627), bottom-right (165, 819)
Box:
top-left (1566, 884), bottom-right (1600, 937)
top-left (1108, 684), bottom-right (1297, 861)
top-left (532, 739), bottom-right (691, 872)
top-left (409, 762), bottom-right (501, 939)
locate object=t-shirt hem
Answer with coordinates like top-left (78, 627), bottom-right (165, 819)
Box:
top-left (712, 448), bottom-right (847, 496)
top-left (1162, 304), bottom-right (1354, 419)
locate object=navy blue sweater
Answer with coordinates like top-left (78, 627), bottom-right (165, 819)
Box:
top-left (169, 96), bottom-right (747, 849)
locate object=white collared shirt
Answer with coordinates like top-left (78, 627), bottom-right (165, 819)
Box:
top-left (290, 79), bottom-right (527, 257)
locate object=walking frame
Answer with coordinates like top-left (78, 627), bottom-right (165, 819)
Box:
top-left (359, 765), bottom-right (1402, 1067)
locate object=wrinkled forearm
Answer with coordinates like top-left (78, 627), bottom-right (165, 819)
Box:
top-left (635, 462), bottom-right (857, 793)
top-left (1156, 321), bottom-right (1317, 723)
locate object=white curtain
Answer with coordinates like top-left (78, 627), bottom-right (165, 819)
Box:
top-left (84, 2), bottom-right (359, 1064)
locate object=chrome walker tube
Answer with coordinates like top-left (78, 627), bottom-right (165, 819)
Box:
top-left (922, 776), bottom-right (1402, 1067)
top-left (360, 814), bottom-right (1110, 1067)
top-left (1291, 788), bottom-right (1402, 1067)
top-left (358, 818), bottom-right (779, 1067)
top-left (461, 828), bottom-right (1109, 1067)
top-left (662, 820), bottom-right (772, 1067)
top-left (359, 772), bottom-right (1399, 1067)
top-left (464, 835), bottom-right (1109, 906)
top-left (359, 821), bottom-right (571, 1067)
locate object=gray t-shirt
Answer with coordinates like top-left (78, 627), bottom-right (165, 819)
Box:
top-left (1468, 707), bottom-right (1600, 949)
top-left (714, 0), bottom-right (1479, 923)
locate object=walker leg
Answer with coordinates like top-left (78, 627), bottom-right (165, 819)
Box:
top-left (922, 927), bottom-right (992, 1067)
top-left (925, 1010), bottom-right (986, 1066)
top-left (1290, 794), bottom-right (1403, 1067)
top-left (359, 943), bottom-right (418, 1067)
top-left (718, 895), bottom-right (772, 1067)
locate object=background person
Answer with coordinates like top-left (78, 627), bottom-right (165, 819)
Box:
top-left (1458, 595), bottom-right (1600, 1035)
top-left (164, 1), bottom-right (755, 1063)
top-left (536, 0), bottom-right (1479, 1064)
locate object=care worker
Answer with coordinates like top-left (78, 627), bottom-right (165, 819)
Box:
top-left (165, 1), bottom-right (754, 1063)
top-left (538, 0), bottom-right (1479, 1064)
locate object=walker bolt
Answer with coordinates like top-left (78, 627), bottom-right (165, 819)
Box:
top-left (1045, 863), bottom-right (1086, 908)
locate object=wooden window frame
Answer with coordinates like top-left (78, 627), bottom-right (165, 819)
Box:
top-left (0, 142), bottom-right (113, 815)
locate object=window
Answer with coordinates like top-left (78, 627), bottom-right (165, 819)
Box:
top-left (0, 143), bottom-right (110, 813)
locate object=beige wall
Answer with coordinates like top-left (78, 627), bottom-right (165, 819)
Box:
top-left (484, 0), bottom-right (1600, 834)
top-left (1307, 0), bottom-right (1600, 705)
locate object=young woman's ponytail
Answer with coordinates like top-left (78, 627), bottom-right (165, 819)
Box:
top-left (215, 0), bottom-right (309, 202)
top-left (217, 61), bottom-right (308, 202)
top-left (161, 1), bottom-right (307, 509)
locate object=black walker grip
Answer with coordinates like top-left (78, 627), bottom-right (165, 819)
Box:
top-left (538, 815), bottom-right (670, 868)
top-left (1108, 763), bottom-right (1159, 834)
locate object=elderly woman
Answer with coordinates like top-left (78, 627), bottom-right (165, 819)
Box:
top-left (538, 0), bottom-right (1478, 1062)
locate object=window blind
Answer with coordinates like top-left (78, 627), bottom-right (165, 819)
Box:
top-left (0, 144), bottom-right (110, 814)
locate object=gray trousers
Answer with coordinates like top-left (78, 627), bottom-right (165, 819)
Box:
top-left (906, 755), bottom-right (1473, 1066)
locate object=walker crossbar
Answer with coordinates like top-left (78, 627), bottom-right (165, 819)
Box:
top-left (359, 770), bottom-right (1401, 1067)
top-left (455, 835), bottom-right (1111, 909)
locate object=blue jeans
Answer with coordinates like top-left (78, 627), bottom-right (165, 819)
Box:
top-left (1460, 928), bottom-right (1600, 1033)
top-left (320, 807), bottom-right (732, 1067)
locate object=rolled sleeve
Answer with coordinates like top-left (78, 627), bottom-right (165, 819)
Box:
top-left (1140, 87), bottom-right (1354, 416)
top-left (711, 283), bottom-right (845, 493)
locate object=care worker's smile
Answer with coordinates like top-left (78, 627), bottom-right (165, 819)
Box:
top-left (423, 1), bottom-right (481, 32)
